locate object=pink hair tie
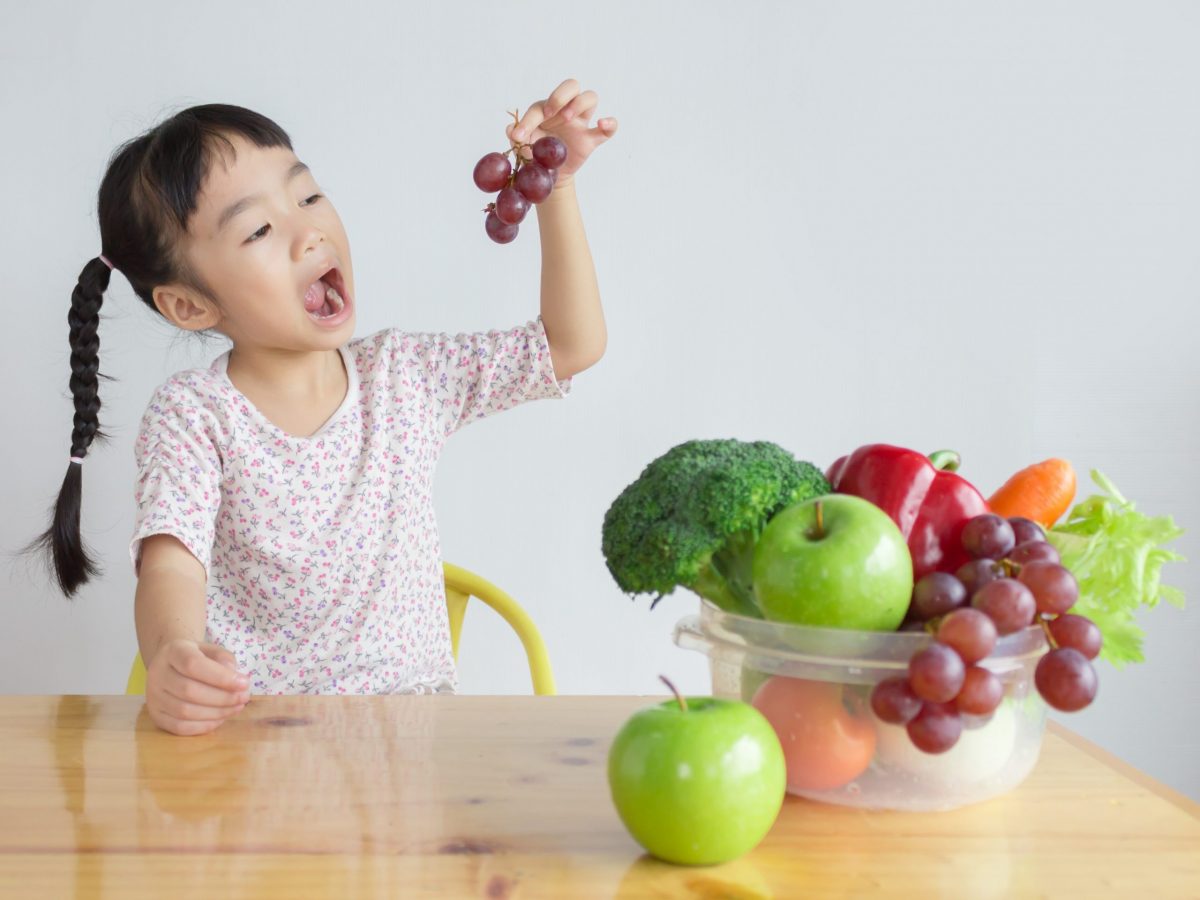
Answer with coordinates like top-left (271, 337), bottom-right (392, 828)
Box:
top-left (99, 254), bottom-right (114, 270)
top-left (70, 456), bottom-right (85, 465)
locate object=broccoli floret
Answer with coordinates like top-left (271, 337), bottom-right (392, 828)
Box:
top-left (601, 439), bottom-right (831, 616)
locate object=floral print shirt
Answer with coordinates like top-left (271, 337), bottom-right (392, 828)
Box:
top-left (128, 317), bottom-right (570, 695)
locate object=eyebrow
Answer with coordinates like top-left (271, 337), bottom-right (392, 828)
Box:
top-left (216, 160), bottom-right (312, 235)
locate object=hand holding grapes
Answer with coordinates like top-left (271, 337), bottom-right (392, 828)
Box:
top-left (473, 78), bottom-right (618, 243)
top-left (508, 78), bottom-right (617, 181)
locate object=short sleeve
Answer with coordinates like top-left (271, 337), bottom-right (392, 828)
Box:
top-left (128, 382), bottom-right (224, 580)
top-left (405, 315), bottom-right (572, 440)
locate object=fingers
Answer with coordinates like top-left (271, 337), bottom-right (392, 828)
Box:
top-left (512, 100), bottom-right (546, 144)
top-left (545, 90), bottom-right (598, 126)
top-left (147, 675), bottom-right (247, 736)
top-left (172, 643), bottom-right (251, 693)
top-left (505, 121), bottom-right (532, 162)
top-left (152, 712), bottom-right (229, 737)
top-left (199, 642), bottom-right (238, 670)
top-left (148, 676), bottom-right (248, 732)
top-left (578, 117), bottom-right (619, 152)
top-left (159, 689), bottom-right (247, 722)
top-left (514, 78), bottom-right (587, 140)
top-left (145, 640), bottom-right (250, 736)
top-left (541, 78), bottom-right (580, 119)
top-left (165, 676), bottom-right (249, 709)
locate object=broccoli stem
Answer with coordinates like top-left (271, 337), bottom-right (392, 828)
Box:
top-left (687, 529), bottom-right (762, 618)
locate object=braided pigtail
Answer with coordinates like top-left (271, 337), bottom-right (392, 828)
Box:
top-left (27, 256), bottom-right (115, 597)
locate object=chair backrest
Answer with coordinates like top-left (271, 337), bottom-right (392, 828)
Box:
top-left (126, 561), bottom-right (555, 696)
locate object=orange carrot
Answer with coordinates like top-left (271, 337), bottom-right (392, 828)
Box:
top-left (987, 458), bottom-right (1077, 529)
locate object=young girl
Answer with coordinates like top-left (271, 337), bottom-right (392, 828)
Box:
top-left (29, 79), bottom-right (617, 736)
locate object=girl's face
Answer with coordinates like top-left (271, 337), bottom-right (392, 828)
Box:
top-left (155, 133), bottom-right (356, 352)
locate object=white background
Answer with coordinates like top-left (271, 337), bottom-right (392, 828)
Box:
top-left (3, 1), bottom-right (1197, 800)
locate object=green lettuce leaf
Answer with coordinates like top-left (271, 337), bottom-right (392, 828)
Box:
top-left (1046, 470), bottom-right (1185, 669)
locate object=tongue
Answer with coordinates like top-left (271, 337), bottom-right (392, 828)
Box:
top-left (304, 279), bottom-right (327, 313)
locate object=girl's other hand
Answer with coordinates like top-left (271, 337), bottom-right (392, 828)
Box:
top-left (145, 639), bottom-right (251, 736)
top-left (506, 78), bottom-right (618, 187)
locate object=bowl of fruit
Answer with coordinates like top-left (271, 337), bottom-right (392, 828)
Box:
top-left (673, 598), bottom-right (1049, 811)
top-left (602, 439), bottom-right (1185, 812)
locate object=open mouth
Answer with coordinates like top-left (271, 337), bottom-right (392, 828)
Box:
top-left (303, 268), bottom-right (351, 321)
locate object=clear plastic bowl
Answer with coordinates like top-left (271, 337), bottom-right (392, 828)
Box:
top-left (673, 598), bottom-right (1051, 812)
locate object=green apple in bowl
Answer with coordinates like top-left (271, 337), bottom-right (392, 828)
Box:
top-left (752, 495), bottom-right (913, 630)
top-left (607, 677), bottom-right (786, 866)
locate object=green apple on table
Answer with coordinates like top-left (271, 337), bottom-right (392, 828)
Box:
top-left (607, 677), bottom-right (786, 867)
top-left (752, 494), bottom-right (913, 630)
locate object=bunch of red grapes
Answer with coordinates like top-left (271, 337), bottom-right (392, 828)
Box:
top-left (870, 514), bottom-right (1103, 754)
top-left (472, 132), bottom-right (567, 244)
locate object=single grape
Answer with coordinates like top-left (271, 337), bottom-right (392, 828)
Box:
top-left (908, 643), bottom-right (966, 703)
top-left (514, 162), bottom-right (554, 203)
top-left (936, 607), bottom-right (997, 664)
top-left (1017, 562), bottom-right (1079, 615)
top-left (910, 572), bottom-right (968, 621)
top-left (870, 676), bottom-right (923, 725)
top-left (532, 135), bottom-right (567, 169)
top-left (955, 665), bottom-right (1004, 716)
top-left (971, 578), bottom-right (1037, 635)
top-left (484, 211), bottom-right (519, 244)
top-left (1035, 647), bottom-right (1098, 711)
top-left (1048, 614), bottom-right (1103, 660)
top-left (956, 558), bottom-right (1005, 596)
top-left (961, 514), bottom-right (1016, 560)
top-left (473, 152), bottom-right (512, 192)
top-left (961, 711), bottom-right (996, 730)
top-left (1008, 517), bottom-right (1046, 546)
top-left (494, 187), bottom-right (530, 225)
top-left (1009, 540), bottom-right (1061, 566)
top-left (906, 702), bottom-right (963, 753)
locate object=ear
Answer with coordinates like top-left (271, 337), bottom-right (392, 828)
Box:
top-left (152, 284), bottom-right (221, 332)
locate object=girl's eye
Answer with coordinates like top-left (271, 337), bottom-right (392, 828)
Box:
top-left (245, 194), bottom-right (325, 243)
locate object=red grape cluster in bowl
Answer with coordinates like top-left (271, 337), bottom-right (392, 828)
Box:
top-left (871, 514), bottom-right (1102, 753)
top-left (472, 132), bottom-right (567, 244)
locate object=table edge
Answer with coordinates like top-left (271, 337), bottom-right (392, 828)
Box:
top-left (1048, 720), bottom-right (1200, 820)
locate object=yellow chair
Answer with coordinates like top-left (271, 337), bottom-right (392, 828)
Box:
top-left (125, 561), bottom-right (556, 696)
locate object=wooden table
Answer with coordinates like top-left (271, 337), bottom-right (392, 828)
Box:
top-left (0, 696), bottom-right (1197, 898)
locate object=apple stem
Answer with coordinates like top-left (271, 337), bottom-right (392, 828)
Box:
top-left (659, 675), bottom-right (688, 713)
top-left (814, 500), bottom-right (825, 539)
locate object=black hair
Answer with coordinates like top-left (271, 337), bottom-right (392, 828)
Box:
top-left (24, 104), bottom-right (294, 598)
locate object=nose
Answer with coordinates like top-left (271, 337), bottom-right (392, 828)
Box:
top-left (296, 223), bottom-right (326, 260)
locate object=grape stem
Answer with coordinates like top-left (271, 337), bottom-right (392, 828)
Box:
top-left (506, 108), bottom-right (531, 170)
top-left (660, 675), bottom-right (688, 712)
top-left (1038, 615), bottom-right (1059, 650)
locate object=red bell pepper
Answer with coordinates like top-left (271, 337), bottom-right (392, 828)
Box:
top-left (826, 444), bottom-right (990, 580)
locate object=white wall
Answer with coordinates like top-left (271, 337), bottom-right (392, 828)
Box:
top-left (3, 1), bottom-right (1197, 800)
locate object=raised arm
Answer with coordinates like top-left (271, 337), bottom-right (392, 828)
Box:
top-left (507, 78), bottom-right (618, 381)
